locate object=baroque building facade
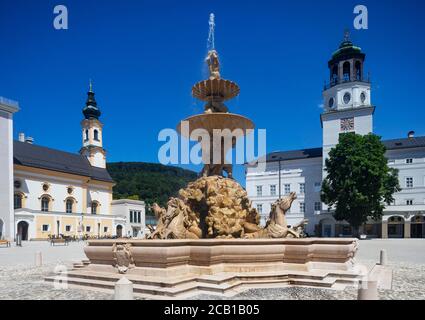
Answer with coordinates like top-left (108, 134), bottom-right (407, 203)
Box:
top-left (246, 34), bottom-right (425, 239)
top-left (0, 85), bottom-right (145, 240)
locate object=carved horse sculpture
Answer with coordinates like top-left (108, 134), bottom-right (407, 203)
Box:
top-left (245, 192), bottom-right (308, 239)
top-left (147, 199), bottom-right (201, 240)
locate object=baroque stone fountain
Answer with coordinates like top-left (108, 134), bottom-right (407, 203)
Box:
top-left (150, 46), bottom-right (307, 241)
top-left (47, 15), bottom-right (370, 298)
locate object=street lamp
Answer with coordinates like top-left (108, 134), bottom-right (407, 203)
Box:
top-left (271, 154), bottom-right (284, 199)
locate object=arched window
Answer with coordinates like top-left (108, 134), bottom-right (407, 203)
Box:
top-left (331, 65), bottom-right (338, 85)
top-left (84, 129), bottom-right (89, 141)
top-left (355, 61), bottom-right (362, 80)
top-left (91, 201), bottom-right (98, 215)
top-left (66, 199), bottom-right (74, 213)
top-left (94, 129), bottom-right (99, 141)
top-left (343, 62), bottom-right (351, 82)
top-left (41, 196), bottom-right (50, 212)
top-left (14, 193), bottom-right (23, 209)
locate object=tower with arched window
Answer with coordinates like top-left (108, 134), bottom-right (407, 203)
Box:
top-left (80, 81), bottom-right (107, 168)
top-left (321, 31), bottom-right (374, 167)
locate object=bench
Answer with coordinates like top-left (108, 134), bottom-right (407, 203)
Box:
top-left (50, 238), bottom-right (69, 246)
top-left (0, 240), bottom-right (11, 247)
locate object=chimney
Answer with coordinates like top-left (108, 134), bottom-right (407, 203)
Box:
top-left (25, 137), bottom-right (34, 144)
top-left (408, 131), bottom-right (415, 138)
top-left (18, 132), bottom-right (25, 142)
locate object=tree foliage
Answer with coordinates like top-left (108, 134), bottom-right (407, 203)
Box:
top-left (321, 133), bottom-right (400, 233)
top-left (107, 162), bottom-right (197, 212)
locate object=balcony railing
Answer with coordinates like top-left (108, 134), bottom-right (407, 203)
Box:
top-left (324, 76), bottom-right (370, 90)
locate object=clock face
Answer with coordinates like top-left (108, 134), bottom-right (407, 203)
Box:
top-left (340, 117), bottom-right (354, 131)
top-left (343, 92), bottom-right (351, 104)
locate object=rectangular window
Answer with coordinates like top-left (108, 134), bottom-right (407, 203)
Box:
top-left (284, 184), bottom-right (291, 194)
top-left (103, 227), bottom-right (108, 233)
top-left (256, 186), bottom-right (263, 197)
top-left (256, 204), bottom-right (263, 214)
top-left (314, 182), bottom-right (321, 192)
top-left (138, 211), bottom-right (141, 224)
top-left (300, 202), bottom-right (305, 213)
top-left (86, 226), bottom-right (91, 232)
top-left (406, 158), bottom-right (413, 164)
top-left (406, 199), bottom-right (413, 206)
top-left (314, 202), bottom-right (321, 211)
top-left (65, 225), bottom-right (71, 232)
top-left (299, 183), bottom-right (305, 194)
top-left (406, 177), bottom-right (413, 188)
top-left (130, 211), bottom-right (133, 223)
top-left (42, 224), bottom-right (49, 232)
top-left (270, 185), bottom-right (276, 196)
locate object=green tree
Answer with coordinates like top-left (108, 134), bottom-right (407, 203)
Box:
top-left (321, 133), bottom-right (400, 237)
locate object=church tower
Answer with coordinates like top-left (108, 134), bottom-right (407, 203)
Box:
top-left (321, 31), bottom-right (374, 166)
top-left (80, 81), bottom-right (106, 168)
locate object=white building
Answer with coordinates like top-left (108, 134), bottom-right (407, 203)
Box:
top-left (246, 33), bottom-right (425, 239)
top-left (112, 199), bottom-right (146, 238)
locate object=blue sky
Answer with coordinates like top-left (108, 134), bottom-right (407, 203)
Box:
top-left (1, 0), bottom-right (424, 184)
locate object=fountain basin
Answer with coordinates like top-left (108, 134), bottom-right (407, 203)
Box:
top-left (46, 238), bottom-right (367, 299)
top-left (192, 78), bottom-right (240, 101)
top-left (177, 113), bottom-right (254, 140)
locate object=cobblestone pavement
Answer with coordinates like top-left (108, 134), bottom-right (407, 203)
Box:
top-left (0, 240), bottom-right (424, 300)
top-left (193, 260), bottom-right (425, 300)
top-left (0, 259), bottom-right (424, 300)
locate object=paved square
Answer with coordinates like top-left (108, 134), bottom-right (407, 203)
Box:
top-left (0, 239), bottom-right (424, 300)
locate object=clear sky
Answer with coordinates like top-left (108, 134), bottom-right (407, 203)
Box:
top-left (1, 0), bottom-right (424, 185)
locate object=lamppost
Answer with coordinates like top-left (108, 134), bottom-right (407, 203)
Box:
top-left (271, 154), bottom-right (284, 200)
top-left (278, 158), bottom-right (282, 199)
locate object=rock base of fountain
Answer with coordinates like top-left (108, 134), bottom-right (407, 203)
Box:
top-left (45, 238), bottom-right (369, 299)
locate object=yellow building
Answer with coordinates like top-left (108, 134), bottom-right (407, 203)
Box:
top-left (10, 84), bottom-right (126, 240)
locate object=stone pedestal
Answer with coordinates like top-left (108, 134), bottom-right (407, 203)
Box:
top-left (46, 238), bottom-right (368, 299)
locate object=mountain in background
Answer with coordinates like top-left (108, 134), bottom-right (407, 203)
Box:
top-left (106, 162), bottom-right (198, 210)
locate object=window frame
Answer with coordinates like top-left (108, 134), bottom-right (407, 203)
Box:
top-left (299, 202), bottom-right (305, 213)
top-left (406, 177), bottom-right (414, 188)
top-left (65, 198), bottom-right (74, 213)
top-left (299, 183), bottom-right (305, 194)
top-left (91, 201), bottom-right (99, 215)
top-left (256, 204), bottom-right (263, 215)
top-left (270, 185), bottom-right (276, 196)
top-left (256, 185), bottom-right (263, 197)
top-left (41, 196), bottom-right (50, 212)
top-left (14, 193), bottom-right (24, 209)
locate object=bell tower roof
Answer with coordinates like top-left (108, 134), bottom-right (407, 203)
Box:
top-left (82, 80), bottom-right (101, 120)
top-left (329, 30), bottom-right (365, 67)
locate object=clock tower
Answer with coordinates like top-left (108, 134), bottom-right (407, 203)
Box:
top-left (321, 31), bottom-right (375, 168)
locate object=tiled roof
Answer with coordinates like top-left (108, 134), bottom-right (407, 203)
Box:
top-left (264, 136), bottom-right (425, 163)
top-left (13, 141), bottom-right (114, 183)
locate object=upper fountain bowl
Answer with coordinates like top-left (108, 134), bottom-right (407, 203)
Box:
top-left (192, 78), bottom-right (240, 102)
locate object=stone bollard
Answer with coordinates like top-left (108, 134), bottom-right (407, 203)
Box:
top-left (114, 277), bottom-right (134, 300)
top-left (35, 251), bottom-right (43, 267)
top-left (357, 280), bottom-right (378, 300)
top-left (379, 249), bottom-right (387, 266)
